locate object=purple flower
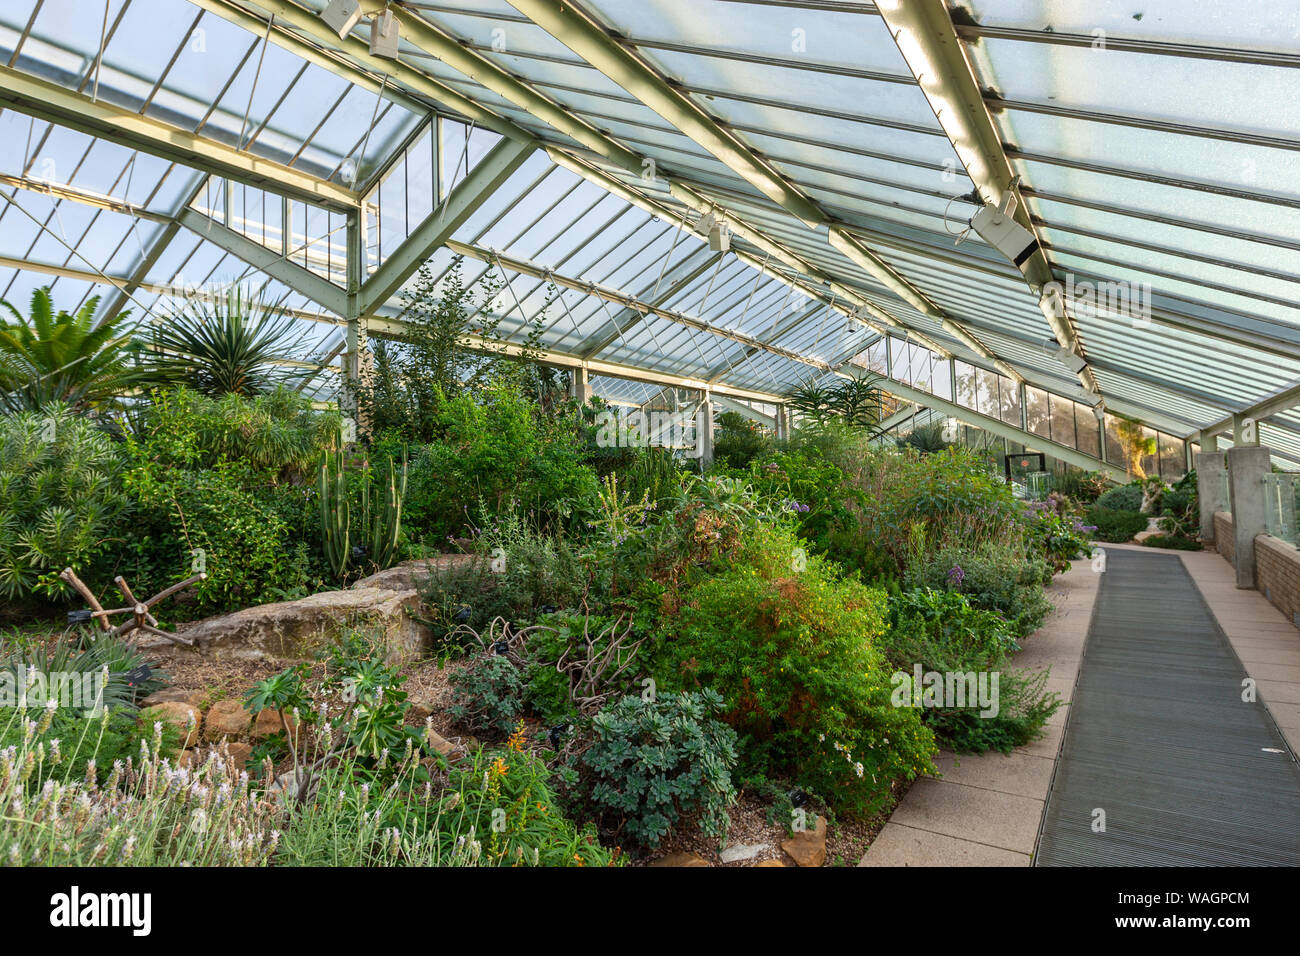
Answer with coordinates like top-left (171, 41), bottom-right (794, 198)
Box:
top-left (947, 565), bottom-right (965, 587)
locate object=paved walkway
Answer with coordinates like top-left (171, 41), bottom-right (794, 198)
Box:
top-left (860, 543), bottom-right (1300, 867)
top-left (861, 559), bottom-right (1099, 866)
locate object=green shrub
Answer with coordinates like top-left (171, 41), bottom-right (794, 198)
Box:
top-left (906, 542), bottom-right (1053, 639)
top-left (1141, 533), bottom-right (1202, 551)
top-left (403, 384), bottom-right (599, 543)
top-left (880, 588), bottom-right (1061, 753)
top-left (582, 689), bottom-right (738, 850)
top-left (449, 653), bottom-right (527, 738)
top-left (1086, 506), bottom-right (1148, 543)
top-left (1094, 482), bottom-right (1144, 512)
top-left (713, 411), bottom-right (772, 469)
top-left (0, 405), bottom-right (127, 600)
top-left (663, 525), bottom-right (936, 818)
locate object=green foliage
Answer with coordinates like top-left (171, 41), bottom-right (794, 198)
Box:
top-left (735, 450), bottom-right (851, 556)
top-left (880, 588), bottom-right (1061, 753)
top-left (0, 405), bottom-right (127, 600)
top-left (1094, 482), bottom-right (1144, 512)
top-left (662, 524), bottom-right (936, 818)
top-left (122, 458), bottom-right (320, 614)
top-left (895, 422), bottom-right (952, 455)
top-left (1086, 506), bottom-right (1148, 543)
top-left (713, 411), bottom-right (771, 469)
top-left (1054, 469), bottom-right (1110, 504)
top-left (402, 384), bottom-right (598, 543)
top-left (117, 387), bottom-right (336, 615)
top-left (449, 653), bottom-right (527, 738)
top-left (144, 287), bottom-right (310, 397)
top-left (1141, 533), bottom-right (1203, 551)
top-left (786, 375), bottom-right (884, 433)
top-left (318, 445), bottom-right (407, 582)
top-left (128, 386), bottom-right (338, 482)
top-left (1025, 494), bottom-right (1093, 573)
top-left (582, 689), bottom-right (738, 850)
top-left (906, 541), bottom-right (1053, 639)
top-left (832, 445), bottom-right (1025, 583)
top-left (0, 288), bottom-right (142, 413)
top-left (276, 742), bottom-right (612, 867)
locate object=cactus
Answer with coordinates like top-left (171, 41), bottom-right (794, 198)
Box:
top-left (317, 445), bottom-right (406, 582)
top-left (318, 447), bottom-right (351, 580)
top-left (367, 448), bottom-right (407, 571)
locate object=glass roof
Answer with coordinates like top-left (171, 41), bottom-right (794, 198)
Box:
top-left (0, 0), bottom-right (1296, 464)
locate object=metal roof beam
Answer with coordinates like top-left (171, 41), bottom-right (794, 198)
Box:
top-left (177, 207), bottom-right (348, 315)
top-left (357, 136), bottom-right (534, 313)
top-left (0, 66), bottom-right (360, 213)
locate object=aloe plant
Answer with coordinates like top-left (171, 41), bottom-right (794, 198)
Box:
top-left (318, 446), bottom-right (407, 582)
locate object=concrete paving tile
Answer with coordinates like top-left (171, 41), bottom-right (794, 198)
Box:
top-left (1263, 700), bottom-right (1300, 731)
top-left (859, 823), bottom-right (1030, 867)
top-left (932, 750), bottom-right (1056, 799)
top-left (1257, 680), bottom-right (1300, 705)
top-left (890, 778), bottom-right (1044, 854)
top-left (1015, 721), bottom-right (1064, 759)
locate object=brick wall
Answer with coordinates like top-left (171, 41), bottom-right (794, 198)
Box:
top-left (1214, 512), bottom-right (1234, 566)
top-left (1255, 535), bottom-right (1300, 627)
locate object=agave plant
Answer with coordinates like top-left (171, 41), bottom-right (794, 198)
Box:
top-left (0, 288), bottom-right (142, 413)
top-left (144, 287), bottom-right (310, 397)
top-left (896, 421), bottom-right (952, 455)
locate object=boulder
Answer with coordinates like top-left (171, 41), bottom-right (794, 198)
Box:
top-left (351, 556), bottom-right (475, 593)
top-left (204, 699), bottom-right (252, 741)
top-left (781, 815), bottom-right (827, 867)
top-left (650, 851), bottom-right (710, 867)
top-left (164, 587), bottom-right (428, 662)
top-left (140, 701), bottom-right (200, 749)
top-left (755, 858), bottom-right (792, 867)
top-left (252, 708), bottom-right (297, 740)
top-left (719, 842), bottom-right (769, 864)
top-left (141, 687), bottom-right (204, 709)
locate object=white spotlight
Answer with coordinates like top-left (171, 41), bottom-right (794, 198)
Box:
top-left (708, 221), bottom-right (730, 253)
top-left (321, 0), bottom-right (363, 39)
top-left (369, 9), bottom-right (401, 59)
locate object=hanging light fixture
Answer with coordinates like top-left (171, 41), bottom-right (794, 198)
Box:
top-left (370, 8), bottom-right (401, 59)
top-left (320, 0), bottom-right (363, 39)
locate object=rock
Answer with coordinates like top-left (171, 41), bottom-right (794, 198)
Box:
top-left (649, 851), bottom-right (710, 867)
top-left (252, 708), bottom-right (298, 740)
top-left (141, 687), bottom-right (204, 708)
top-left (719, 842), bottom-right (769, 864)
top-left (222, 741), bottom-right (253, 771)
top-left (427, 729), bottom-right (466, 763)
top-left (755, 858), bottom-right (792, 867)
top-left (164, 585), bottom-right (437, 663)
top-left (406, 695), bottom-right (435, 722)
top-left (177, 749), bottom-right (198, 770)
top-left (204, 699), bottom-right (251, 741)
top-left (140, 701), bottom-right (200, 749)
top-left (350, 556), bottom-right (475, 593)
top-left (781, 815), bottom-right (827, 868)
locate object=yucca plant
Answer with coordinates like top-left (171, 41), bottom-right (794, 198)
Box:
top-left (0, 288), bottom-right (142, 413)
top-left (0, 404), bottom-right (127, 600)
top-left (144, 287), bottom-right (310, 397)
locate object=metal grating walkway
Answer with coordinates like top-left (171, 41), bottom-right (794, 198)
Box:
top-left (1036, 549), bottom-right (1300, 866)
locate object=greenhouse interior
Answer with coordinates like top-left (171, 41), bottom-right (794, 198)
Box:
top-left (0, 0), bottom-right (1298, 888)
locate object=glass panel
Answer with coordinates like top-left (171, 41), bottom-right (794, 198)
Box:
top-left (955, 361), bottom-right (976, 409)
top-left (1026, 386), bottom-right (1051, 439)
